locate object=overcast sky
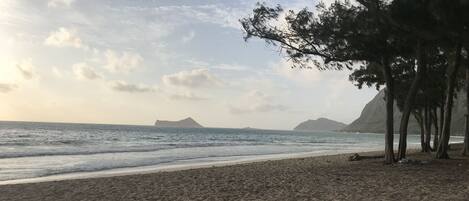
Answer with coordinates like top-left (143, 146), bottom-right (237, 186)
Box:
top-left (0, 0), bottom-right (378, 129)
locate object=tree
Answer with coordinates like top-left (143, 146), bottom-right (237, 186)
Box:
top-left (431, 0), bottom-right (469, 158)
top-left (385, 0), bottom-right (444, 159)
top-left (461, 58), bottom-right (469, 155)
top-left (241, 0), bottom-right (402, 163)
top-left (348, 0), bottom-right (468, 159)
top-left (242, 0), bottom-right (469, 161)
top-left (395, 46), bottom-right (448, 153)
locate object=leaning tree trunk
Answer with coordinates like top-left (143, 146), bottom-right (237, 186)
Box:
top-left (397, 43), bottom-right (426, 160)
top-left (432, 108), bottom-right (439, 151)
top-left (436, 44), bottom-right (463, 159)
top-left (383, 60), bottom-right (395, 164)
top-left (462, 58), bottom-right (469, 155)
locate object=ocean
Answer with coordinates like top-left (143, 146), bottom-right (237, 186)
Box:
top-left (0, 121), bottom-right (458, 183)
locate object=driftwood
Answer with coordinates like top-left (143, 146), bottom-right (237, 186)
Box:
top-left (348, 153), bottom-right (384, 161)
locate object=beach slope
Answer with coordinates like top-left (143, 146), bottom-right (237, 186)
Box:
top-left (1, 147), bottom-right (469, 201)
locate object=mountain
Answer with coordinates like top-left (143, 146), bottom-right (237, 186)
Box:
top-left (342, 90), bottom-right (467, 135)
top-left (154, 117), bottom-right (203, 128)
top-left (294, 118), bottom-right (347, 131)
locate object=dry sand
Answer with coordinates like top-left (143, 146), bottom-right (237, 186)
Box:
top-left (1, 146), bottom-right (469, 201)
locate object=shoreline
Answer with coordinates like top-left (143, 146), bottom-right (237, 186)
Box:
top-left (1, 145), bottom-right (468, 200)
top-left (0, 142), bottom-right (450, 186)
top-left (0, 147), bottom-right (383, 186)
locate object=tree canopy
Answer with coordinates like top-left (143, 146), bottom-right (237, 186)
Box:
top-left (241, 0), bottom-right (469, 163)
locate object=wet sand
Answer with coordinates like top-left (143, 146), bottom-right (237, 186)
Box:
top-left (1, 146), bottom-right (469, 201)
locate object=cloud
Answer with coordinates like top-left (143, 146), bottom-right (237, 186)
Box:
top-left (272, 59), bottom-right (321, 84)
top-left (182, 31), bottom-right (196, 43)
top-left (0, 83), bottom-right (17, 93)
top-left (51, 67), bottom-right (64, 78)
top-left (229, 90), bottom-right (288, 114)
top-left (183, 60), bottom-right (250, 72)
top-left (47, 0), bottom-right (75, 8)
top-left (110, 80), bottom-right (155, 93)
top-left (45, 27), bottom-right (83, 48)
top-left (272, 59), bottom-right (350, 88)
top-left (166, 1), bottom-right (326, 29)
top-left (104, 50), bottom-right (144, 73)
top-left (214, 63), bottom-right (249, 71)
top-left (169, 91), bottom-right (206, 101)
top-left (197, 4), bottom-right (245, 29)
top-left (229, 104), bottom-right (288, 114)
top-left (72, 63), bottom-right (101, 80)
top-left (164, 4), bottom-right (246, 29)
top-left (162, 68), bottom-right (222, 88)
top-left (15, 59), bottom-right (36, 80)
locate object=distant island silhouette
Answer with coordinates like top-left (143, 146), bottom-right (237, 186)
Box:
top-left (294, 118), bottom-right (347, 131)
top-left (154, 117), bottom-right (203, 128)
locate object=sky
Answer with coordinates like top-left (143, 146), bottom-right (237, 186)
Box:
top-left (0, 0), bottom-right (378, 130)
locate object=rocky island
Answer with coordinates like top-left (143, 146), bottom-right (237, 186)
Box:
top-left (154, 117), bottom-right (203, 128)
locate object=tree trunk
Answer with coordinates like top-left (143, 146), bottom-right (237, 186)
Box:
top-left (432, 108), bottom-right (439, 151)
top-left (423, 60), bottom-right (432, 153)
top-left (463, 114), bottom-right (469, 155)
top-left (462, 58), bottom-right (469, 155)
top-left (414, 111), bottom-right (425, 151)
top-left (424, 104), bottom-right (432, 152)
top-left (397, 43), bottom-right (426, 160)
top-left (383, 60), bottom-right (395, 164)
top-left (436, 44), bottom-right (463, 159)
top-left (439, 105), bottom-right (444, 139)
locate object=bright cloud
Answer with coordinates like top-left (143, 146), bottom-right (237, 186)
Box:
top-left (110, 80), bottom-right (155, 93)
top-left (45, 27), bottom-right (83, 48)
top-left (104, 50), bottom-right (144, 73)
top-left (162, 68), bottom-right (222, 88)
top-left (15, 59), bottom-right (36, 80)
top-left (229, 90), bottom-right (288, 114)
top-left (72, 63), bottom-right (101, 80)
top-left (47, 0), bottom-right (75, 8)
top-left (272, 59), bottom-right (321, 83)
top-left (272, 59), bottom-right (350, 88)
top-left (51, 67), bottom-right (64, 78)
top-left (169, 91), bottom-right (206, 101)
top-left (0, 83), bottom-right (17, 93)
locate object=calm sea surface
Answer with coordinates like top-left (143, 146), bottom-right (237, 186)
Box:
top-left (0, 121), bottom-right (458, 183)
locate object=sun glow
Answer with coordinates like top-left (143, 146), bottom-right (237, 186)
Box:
top-left (0, 0), bottom-right (16, 22)
top-left (0, 1), bottom-right (25, 83)
top-left (0, 32), bottom-right (21, 82)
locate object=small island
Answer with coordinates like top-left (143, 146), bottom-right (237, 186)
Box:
top-left (154, 117), bottom-right (203, 128)
top-left (241, 127), bottom-right (259, 130)
top-left (294, 118), bottom-right (347, 131)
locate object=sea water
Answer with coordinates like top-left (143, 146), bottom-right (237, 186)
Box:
top-left (0, 121), bottom-right (459, 183)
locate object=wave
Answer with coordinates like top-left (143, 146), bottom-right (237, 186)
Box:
top-left (0, 151), bottom-right (337, 182)
top-left (0, 142), bottom-right (274, 159)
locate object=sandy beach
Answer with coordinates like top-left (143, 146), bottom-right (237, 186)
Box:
top-left (0, 146), bottom-right (468, 201)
